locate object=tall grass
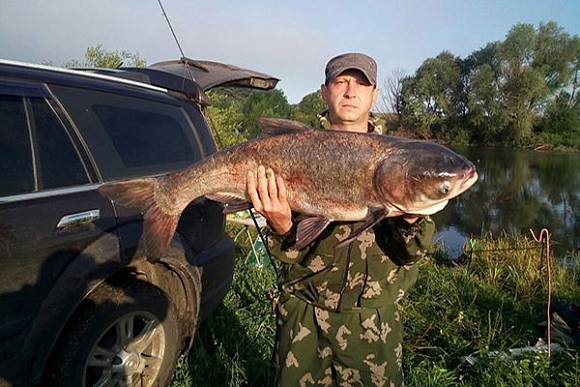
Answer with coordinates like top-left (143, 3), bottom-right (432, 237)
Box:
top-left (403, 232), bottom-right (580, 386)
top-left (171, 227), bottom-right (580, 387)
top-left (170, 224), bottom-right (277, 387)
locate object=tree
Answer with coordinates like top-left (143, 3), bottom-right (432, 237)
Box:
top-left (378, 69), bottom-right (408, 130)
top-left (542, 91), bottom-right (580, 135)
top-left (401, 51), bottom-right (462, 137)
top-left (205, 90), bottom-right (246, 150)
top-left (204, 87), bottom-right (293, 147)
top-left (568, 36), bottom-right (580, 108)
top-left (63, 44), bottom-right (146, 68)
top-left (495, 22), bottom-right (580, 144)
top-left (292, 91), bottom-right (325, 127)
top-left (241, 89), bottom-right (292, 138)
top-left (534, 22), bottom-right (578, 91)
top-left (467, 63), bottom-right (510, 143)
top-left (464, 43), bottom-right (510, 144)
top-left (498, 24), bottom-right (547, 143)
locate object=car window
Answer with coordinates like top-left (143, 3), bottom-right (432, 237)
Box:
top-left (93, 104), bottom-right (193, 168)
top-left (50, 85), bottom-right (203, 180)
top-left (0, 95), bottom-right (34, 196)
top-left (0, 88), bottom-right (91, 196)
top-left (30, 98), bottom-right (89, 190)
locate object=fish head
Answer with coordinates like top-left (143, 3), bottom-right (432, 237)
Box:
top-left (374, 143), bottom-right (478, 216)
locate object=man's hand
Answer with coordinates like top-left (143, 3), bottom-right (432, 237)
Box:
top-left (247, 165), bottom-right (293, 235)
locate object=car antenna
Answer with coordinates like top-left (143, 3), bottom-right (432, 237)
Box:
top-left (156, 0), bottom-right (225, 149)
top-left (156, 0), bottom-right (197, 89)
top-left (157, 0), bottom-right (186, 59)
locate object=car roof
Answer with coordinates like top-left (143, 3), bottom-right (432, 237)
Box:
top-left (80, 65), bottom-right (210, 105)
top-left (0, 59), bottom-right (168, 94)
top-left (0, 57), bottom-right (280, 106)
top-left (80, 57), bottom-right (279, 106)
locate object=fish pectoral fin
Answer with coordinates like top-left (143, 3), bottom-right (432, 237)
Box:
top-left (295, 216), bottom-right (331, 250)
top-left (336, 208), bottom-right (388, 248)
top-left (206, 193), bottom-right (252, 214)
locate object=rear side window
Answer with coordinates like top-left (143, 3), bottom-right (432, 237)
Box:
top-left (31, 98), bottom-right (89, 189)
top-left (0, 95), bottom-right (34, 196)
top-left (50, 85), bottom-right (203, 180)
top-left (0, 85), bottom-right (89, 196)
top-left (93, 105), bottom-right (192, 167)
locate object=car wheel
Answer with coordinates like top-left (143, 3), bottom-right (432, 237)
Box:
top-left (44, 278), bottom-right (182, 387)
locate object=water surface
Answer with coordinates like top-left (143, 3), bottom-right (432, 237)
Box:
top-left (432, 147), bottom-right (580, 258)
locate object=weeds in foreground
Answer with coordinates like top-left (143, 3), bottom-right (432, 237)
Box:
top-left (171, 227), bottom-right (580, 387)
top-left (170, 225), bottom-right (277, 387)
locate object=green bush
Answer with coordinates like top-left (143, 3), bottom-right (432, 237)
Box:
top-left (534, 130), bottom-right (580, 151)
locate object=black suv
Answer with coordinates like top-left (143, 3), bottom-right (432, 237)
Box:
top-left (0, 58), bottom-right (278, 387)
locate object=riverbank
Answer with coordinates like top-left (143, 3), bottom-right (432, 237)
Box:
top-left (378, 114), bottom-right (580, 153)
top-left (169, 226), bottom-right (580, 387)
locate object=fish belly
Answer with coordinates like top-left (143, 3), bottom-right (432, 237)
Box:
top-left (289, 198), bottom-right (371, 221)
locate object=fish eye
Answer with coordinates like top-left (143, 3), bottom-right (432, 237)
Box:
top-left (439, 182), bottom-right (451, 195)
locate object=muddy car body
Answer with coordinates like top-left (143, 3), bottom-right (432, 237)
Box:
top-left (0, 58), bottom-right (278, 386)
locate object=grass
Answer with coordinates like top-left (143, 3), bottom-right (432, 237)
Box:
top-left (170, 227), bottom-right (580, 387)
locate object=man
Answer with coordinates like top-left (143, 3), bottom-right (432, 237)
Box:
top-left (247, 53), bottom-right (435, 386)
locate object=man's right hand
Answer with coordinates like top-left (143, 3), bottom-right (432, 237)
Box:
top-left (247, 165), bottom-right (293, 235)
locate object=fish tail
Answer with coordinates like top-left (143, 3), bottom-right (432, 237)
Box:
top-left (142, 204), bottom-right (180, 262)
top-left (98, 178), bottom-right (179, 262)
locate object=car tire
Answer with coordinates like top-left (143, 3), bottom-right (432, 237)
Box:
top-left (44, 277), bottom-right (182, 387)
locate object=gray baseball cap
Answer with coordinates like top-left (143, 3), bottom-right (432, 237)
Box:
top-left (325, 53), bottom-right (377, 85)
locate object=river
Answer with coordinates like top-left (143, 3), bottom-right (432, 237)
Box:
top-left (432, 147), bottom-right (580, 259)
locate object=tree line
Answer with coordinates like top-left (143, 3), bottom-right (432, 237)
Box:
top-left (386, 21), bottom-right (580, 149)
top-left (66, 21), bottom-right (580, 151)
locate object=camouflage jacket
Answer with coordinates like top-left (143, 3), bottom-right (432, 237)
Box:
top-left (267, 217), bottom-right (435, 312)
top-left (266, 114), bottom-right (435, 312)
top-left (317, 110), bottom-right (384, 134)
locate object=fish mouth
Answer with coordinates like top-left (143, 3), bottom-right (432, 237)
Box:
top-left (460, 168), bottom-right (478, 189)
top-left (396, 199), bottom-right (449, 216)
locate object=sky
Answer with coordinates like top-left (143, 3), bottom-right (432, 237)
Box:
top-left (1, 0), bottom-right (579, 104)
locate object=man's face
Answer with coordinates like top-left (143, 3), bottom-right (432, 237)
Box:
top-left (321, 69), bottom-right (379, 132)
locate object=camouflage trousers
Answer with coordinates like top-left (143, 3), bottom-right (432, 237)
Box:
top-left (272, 294), bottom-right (404, 387)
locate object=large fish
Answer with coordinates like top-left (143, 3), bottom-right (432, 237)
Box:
top-left (99, 118), bottom-right (478, 260)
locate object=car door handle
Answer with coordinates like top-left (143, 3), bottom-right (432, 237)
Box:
top-left (56, 209), bottom-right (100, 230)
